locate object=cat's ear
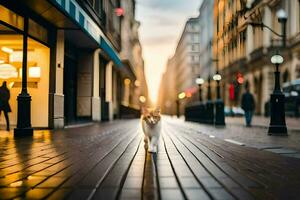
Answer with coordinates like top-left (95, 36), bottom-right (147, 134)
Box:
top-left (141, 107), bottom-right (149, 115)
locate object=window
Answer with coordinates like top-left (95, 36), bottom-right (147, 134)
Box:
top-left (191, 45), bottom-right (195, 51)
top-left (87, 0), bottom-right (103, 19)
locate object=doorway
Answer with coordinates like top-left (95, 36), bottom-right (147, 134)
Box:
top-left (100, 57), bottom-right (109, 121)
top-left (64, 56), bottom-right (77, 124)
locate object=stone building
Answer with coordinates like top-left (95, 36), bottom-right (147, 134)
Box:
top-left (0, 0), bottom-right (147, 130)
top-left (157, 57), bottom-right (177, 115)
top-left (158, 17), bottom-right (201, 115)
top-left (120, 0), bottom-right (148, 110)
top-left (213, 0), bottom-right (300, 115)
top-left (199, 0), bottom-right (215, 100)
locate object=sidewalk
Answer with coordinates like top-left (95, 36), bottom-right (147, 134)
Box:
top-left (0, 119), bottom-right (300, 199)
top-left (226, 116), bottom-right (300, 131)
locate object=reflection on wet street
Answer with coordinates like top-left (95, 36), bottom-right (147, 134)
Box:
top-left (1, 119), bottom-right (300, 199)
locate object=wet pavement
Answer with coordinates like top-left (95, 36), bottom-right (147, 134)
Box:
top-left (0, 118), bottom-right (300, 199)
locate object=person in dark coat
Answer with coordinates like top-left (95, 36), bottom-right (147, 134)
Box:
top-left (241, 84), bottom-right (255, 127)
top-left (0, 81), bottom-right (11, 131)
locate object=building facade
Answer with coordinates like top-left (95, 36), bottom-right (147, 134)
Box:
top-left (213, 0), bottom-right (300, 115)
top-left (158, 17), bottom-right (201, 115)
top-left (199, 0), bottom-right (215, 101)
top-left (120, 0), bottom-right (148, 111)
top-left (157, 57), bottom-right (177, 115)
top-left (0, 0), bottom-right (147, 129)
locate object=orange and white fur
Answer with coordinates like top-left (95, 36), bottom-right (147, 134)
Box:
top-left (141, 107), bottom-right (161, 153)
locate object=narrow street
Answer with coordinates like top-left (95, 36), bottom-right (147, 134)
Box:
top-left (1, 118), bottom-right (300, 200)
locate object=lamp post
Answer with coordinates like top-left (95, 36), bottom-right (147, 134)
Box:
top-left (139, 95), bottom-right (146, 108)
top-left (213, 70), bottom-right (225, 126)
top-left (247, 8), bottom-right (288, 135)
top-left (268, 54), bottom-right (287, 135)
top-left (14, 17), bottom-right (33, 136)
top-left (206, 76), bottom-right (214, 124)
top-left (195, 77), bottom-right (204, 102)
top-left (277, 9), bottom-right (287, 48)
top-left (176, 92), bottom-right (185, 118)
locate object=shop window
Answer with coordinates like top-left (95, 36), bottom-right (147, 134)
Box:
top-left (0, 23), bottom-right (50, 127)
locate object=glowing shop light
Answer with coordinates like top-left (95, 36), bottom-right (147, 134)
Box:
top-left (1, 47), bottom-right (13, 54)
top-left (29, 66), bottom-right (41, 78)
top-left (0, 64), bottom-right (18, 79)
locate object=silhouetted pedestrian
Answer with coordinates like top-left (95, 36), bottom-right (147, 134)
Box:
top-left (0, 81), bottom-right (11, 131)
top-left (241, 85), bottom-right (255, 127)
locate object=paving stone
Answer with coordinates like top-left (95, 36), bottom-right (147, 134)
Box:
top-left (119, 188), bottom-right (141, 199)
top-left (160, 189), bottom-right (184, 200)
top-left (24, 188), bottom-right (53, 199)
top-left (265, 148), bottom-right (299, 154)
top-left (159, 177), bottom-right (179, 188)
top-left (179, 177), bottom-right (201, 188)
top-left (0, 119), bottom-right (300, 199)
top-left (185, 189), bottom-right (211, 200)
top-left (123, 177), bottom-right (143, 189)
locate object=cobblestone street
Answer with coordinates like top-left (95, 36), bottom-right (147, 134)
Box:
top-left (1, 118), bottom-right (300, 200)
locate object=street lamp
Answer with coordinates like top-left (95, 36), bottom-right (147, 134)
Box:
top-left (195, 77), bottom-right (204, 102)
top-left (247, 8), bottom-right (288, 135)
top-left (277, 9), bottom-right (287, 48)
top-left (213, 70), bottom-right (225, 126)
top-left (206, 76), bottom-right (214, 124)
top-left (176, 92), bottom-right (185, 118)
top-left (139, 95), bottom-right (146, 104)
top-left (268, 53), bottom-right (287, 135)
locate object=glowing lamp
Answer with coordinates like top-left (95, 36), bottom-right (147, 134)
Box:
top-left (1, 47), bottom-right (13, 54)
top-left (115, 8), bottom-right (124, 17)
top-left (186, 92), bottom-right (192, 98)
top-left (134, 80), bottom-right (140, 87)
top-left (124, 78), bottom-right (131, 85)
top-left (178, 92), bottom-right (186, 99)
top-left (276, 9), bottom-right (287, 21)
top-left (213, 74), bottom-right (222, 81)
top-left (271, 54), bottom-right (284, 64)
top-left (139, 95), bottom-right (146, 103)
top-left (195, 77), bottom-right (204, 85)
top-left (237, 76), bottom-right (244, 84)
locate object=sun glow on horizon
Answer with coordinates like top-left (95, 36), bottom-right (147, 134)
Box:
top-left (136, 0), bottom-right (202, 105)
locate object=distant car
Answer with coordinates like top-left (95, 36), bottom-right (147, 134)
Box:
top-left (224, 106), bottom-right (245, 116)
top-left (282, 79), bottom-right (300, 117)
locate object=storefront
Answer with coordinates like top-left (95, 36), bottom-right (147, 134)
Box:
top-left (0, 4), bottom-right (54, 129)
top-left (0, 0), bottom-right (125, 130)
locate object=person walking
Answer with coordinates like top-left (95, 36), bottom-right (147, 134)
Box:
top-left (241, 85), bottom-right (255, 127)
top-left (0, 81), bottom-right (11, 131)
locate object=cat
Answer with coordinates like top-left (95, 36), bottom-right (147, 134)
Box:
top-left (141, 107), bottom-right (161, 153)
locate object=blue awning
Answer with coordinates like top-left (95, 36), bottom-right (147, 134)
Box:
top-left (100, 37), bottom-right (123, 68)
top-left (47, 0), bottom-right (123, 68)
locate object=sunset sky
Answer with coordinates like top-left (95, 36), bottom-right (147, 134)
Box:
top-left (136, 0), bottom-right (202, 104)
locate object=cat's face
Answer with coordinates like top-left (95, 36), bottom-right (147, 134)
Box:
top-left (142, 107), bottom-right (161, 126)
